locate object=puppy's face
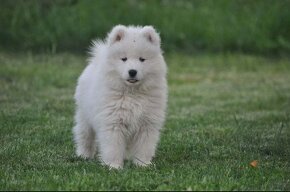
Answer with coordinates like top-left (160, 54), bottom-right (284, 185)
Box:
top-left (106, 25), bottom-right (165, 86)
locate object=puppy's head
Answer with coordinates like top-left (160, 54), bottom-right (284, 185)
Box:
top-left (106, 25), bottom-right (166, 87)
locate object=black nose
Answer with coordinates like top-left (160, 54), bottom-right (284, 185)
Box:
top-left (128, 69), bottom-right (137, 77)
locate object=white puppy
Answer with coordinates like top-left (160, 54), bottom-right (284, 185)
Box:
top-left (73, 25), bottom-right (167, 169)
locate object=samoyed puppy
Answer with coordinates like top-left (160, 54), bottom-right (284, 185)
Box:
top-left (73, 25), bottom-right (167, 169)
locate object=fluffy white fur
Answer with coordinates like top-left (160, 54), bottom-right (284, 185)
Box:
top-left (73, 25), bottom-right (167, 169)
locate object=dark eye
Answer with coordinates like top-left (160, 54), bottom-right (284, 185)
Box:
top-left (139, 57), bottom-right (145, 62)
top-left (121, 57), bottom-right (127, 62)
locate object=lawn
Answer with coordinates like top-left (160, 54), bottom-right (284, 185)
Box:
top-left (0, 52), bottom-right (289, 190)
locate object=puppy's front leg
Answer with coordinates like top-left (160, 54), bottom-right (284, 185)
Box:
top-left (131, 128), bottom-right (160, 167)
top-left (98, 127), bottom-right (125, 169)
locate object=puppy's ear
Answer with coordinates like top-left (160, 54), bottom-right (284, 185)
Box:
top-left (107, 25), bottom-right (126, 45)
top-left (142, 26), bottom-right (160, 46)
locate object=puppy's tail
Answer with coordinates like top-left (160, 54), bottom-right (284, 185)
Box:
top-left (87, 39), bottom-right (107, 64)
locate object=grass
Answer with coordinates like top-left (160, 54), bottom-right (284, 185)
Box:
top-left (0, 52), bottom-right (289, 190)
top-left (1, 0), bottom-right (290, 54)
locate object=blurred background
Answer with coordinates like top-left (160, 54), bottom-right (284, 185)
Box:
top-left (0, 0), bottom-right (289, 55)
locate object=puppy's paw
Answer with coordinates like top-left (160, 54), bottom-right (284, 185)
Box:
top-left (108, 163), bottom-right (123, 170)
top-left (101, 160), bottom-right (123, 170)
top-left (76, 149), bottom-right (95, 159)
top-left (133, 157), bottom-right (152, 167)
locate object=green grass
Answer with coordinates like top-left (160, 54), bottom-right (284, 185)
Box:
top-left (1, 0), bottom-right (290, 54)
top-left (0, 52), bottom-right (289, 190)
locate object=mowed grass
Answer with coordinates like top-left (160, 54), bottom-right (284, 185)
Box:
top-left (0, 52), bottom-right (289, 190)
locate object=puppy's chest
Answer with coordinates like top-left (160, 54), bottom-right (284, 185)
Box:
top-left (107, 94), bottom-right (150, 131)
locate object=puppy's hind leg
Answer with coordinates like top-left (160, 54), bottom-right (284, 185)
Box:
top-left (73, 117), bottom-right (97, 159)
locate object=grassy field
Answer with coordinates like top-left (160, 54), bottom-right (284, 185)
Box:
top-left (1, 0), bottom-right (290, 54)
top-left (0, 52), bottom-right (289, 190)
